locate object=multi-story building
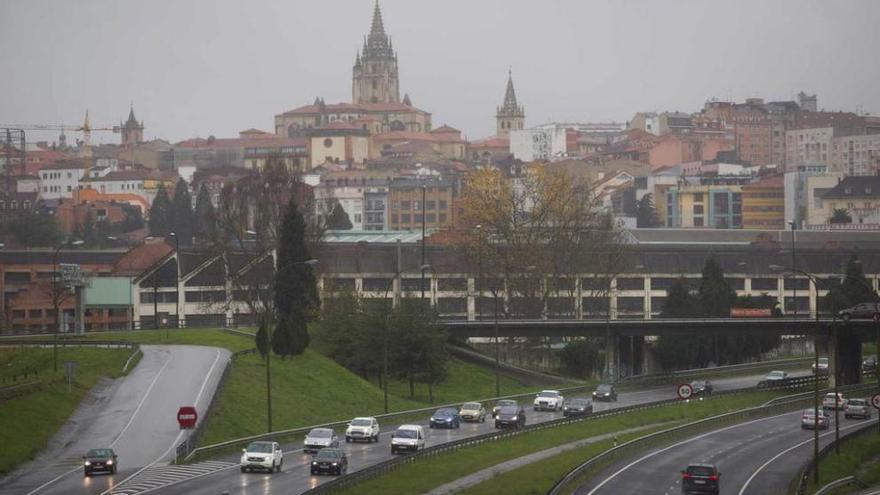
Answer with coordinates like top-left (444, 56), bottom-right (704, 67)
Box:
top-left (741, 176), bottom-right (785, 230)
top-left (647, 134), bottom-right (732, 170)
top-left (658, 112), bottom-right (695, 135)
top-left (372, 125), bottom-right (466, 161)
top-left (830, 134), bottom-right (880, 176)
top-left (786, 127), bottom-right (834, 171)
top-left (510, 126), bottom-right (573, 161)
top-left (700, 99), bottom-right (774, 166)
top-left (388, 177), bottom-right (455, 231)
top-left (665, 178), bottom-right (749, 229)
top-left (629, 112), bottom-right (661, 136)
top-left (819, 176), bottom-right (880, 226)
top-left (308, 122), bottom-right (371, 168)
top-left (38, 159), bottom-right (88, 199)
top-left (173, 130), bottom-right (308, 171)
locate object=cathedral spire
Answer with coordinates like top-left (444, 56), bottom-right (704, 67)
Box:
top-left (370, 0), bottom-right (385, 39)
top-left (496, 68), bottom-right (525, 137)
top-left (503, 68), bottom-right (519, 111)
top-left (126, 103), bottom-right (138, 126)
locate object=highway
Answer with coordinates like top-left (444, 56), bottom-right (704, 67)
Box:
top-left (574, 403), bottom-right (875, 495)
top-left (0, 345), bottom-right (231, 495)
top-left (146, 371), bottom-right (778, 495)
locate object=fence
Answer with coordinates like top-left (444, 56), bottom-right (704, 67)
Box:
top-left (622, 357), bottom-right (814, 386)
top-left (548, 382), bottom-right (879, 495)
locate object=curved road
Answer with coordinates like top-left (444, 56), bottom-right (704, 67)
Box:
top-left (0, 345), bottom-right (230, 495)
top-left (575, 403), bottom-right (875, 495)
top-left (152, 371), bottom-right (785, 495)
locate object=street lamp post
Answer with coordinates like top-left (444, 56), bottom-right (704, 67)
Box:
top-left (53, 239), bottom-right (83, 372)
top-left (771, 264), bottom-right (823, 482)
top-left (168, 232), bottom-right (181, 330)
top-left (476, 224), bottom-right (483, 322)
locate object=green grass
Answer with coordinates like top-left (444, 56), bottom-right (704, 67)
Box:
top-left (0, 346), bottom-right (134, 475)
top-left (336, 391), bottom-right (785, 495)
top-left (56, 328), bottom-right (256, 353)
top-left (809, 426), bottom-right (880, 495)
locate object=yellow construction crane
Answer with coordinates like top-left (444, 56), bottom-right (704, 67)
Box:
top-left (1, 110), bottom-right (119, 146)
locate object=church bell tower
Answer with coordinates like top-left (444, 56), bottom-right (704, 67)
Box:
top-left (352, 1), bottom-right (400, 104)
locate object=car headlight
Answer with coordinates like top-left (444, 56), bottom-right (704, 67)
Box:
top-left (430, 417), bottom-right (436, 422)
top-left (605, 393), bottom-right (611, 396)
top-left (331, 462), bottom-right (338, 466)
top-left (84, 461), bottom-right (91, 466)
top-left (511, 416), bottom-right (518, 420)
top-left (106, 460), bottom-right (113, 465)
top-left (312, 461), bottom-right (318, 466)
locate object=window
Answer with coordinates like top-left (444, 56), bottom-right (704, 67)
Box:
top-left (426, 213), bottom-right (436, 223)
top-left (694, 217), bottom-right (704, 227)
top-left (439, 213), bottom-right (447, 223)
top-left (401, 200), bottom-right (411, 209)
top-left (401, 214), bottom-right (410, 223)
top-left (414, 214), bottom-right (423, 223)
top-left (323, 138), bottom-right (333, 148)
top-left (439, 200), bottom-right (447, 210)
top-left (426, 200), bottom-right (436, 210)
top-left (693, 205), bottom-right (704, 214)
top-left (694, 193), bottom-right (704, 202)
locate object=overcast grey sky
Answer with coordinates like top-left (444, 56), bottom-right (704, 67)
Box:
top-left (1, 0), bottom-right (879, 145)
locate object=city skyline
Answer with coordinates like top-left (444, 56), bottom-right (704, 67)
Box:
top-left (1, 0), bottom-right (879, 144)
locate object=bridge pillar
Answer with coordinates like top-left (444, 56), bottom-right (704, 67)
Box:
top-left (604, 328), bottom-right (619, 382)
top-left (829, 329), bottom-right (862, 386)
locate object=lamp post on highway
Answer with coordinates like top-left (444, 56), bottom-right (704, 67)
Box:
top-left (168, 232), bottom-right (181, 331)
top-left (770, 264), bottom-right (824, 482)
top-left (53, 238), bottom-right (84, 372)
top-left (842, 259), bottom-right (880, 436)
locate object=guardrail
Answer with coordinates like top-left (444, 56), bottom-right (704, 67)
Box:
top-left (547, 382), bottom-right (878, 495)
top-left (813, 476), bottom-right (867, 495)
top-left (792, 415), bottom-right (877, 495)
top-left (299, 378), bottom-right (836, 495)
top-left (623, 357), bottom-right (813, 386)
top-left (447, 345), bottom-right (572, 385)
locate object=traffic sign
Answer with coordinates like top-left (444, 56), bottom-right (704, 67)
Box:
top-left (677, 383), bottom-right (694, 400)
top-left (177, 406), bottom-right (198, 429)
top-left (871, 394), bottom-right (880, 410)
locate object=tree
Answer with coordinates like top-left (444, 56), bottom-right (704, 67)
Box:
top-left (830, 208), bottom-right (852, 224)
top-left (193, 183), bottom-right (216, 241)
top-left (148, 184), bottom-right (172, 236)
top-left (635, 193), bottom-right (660, 228)
top-left (825, 255), bottom-right (878, 312)
top-left (326, 202), bottom-right (353, 230)
top-left (655, 278), bottom-right (708, 369)
top-left (2, 214), bottom-right (62, 247)
top-left (661, 277), bottom-right (696, 318)
top-left (255, 318), bottom-right (270, 357)
top-left (272, 198), bottom-right (319, 357)
top-left (558, 338), bottom-right (603, 378)
top-left (171, 179), bottom-right (194, 246)
top-left (697, 255), bottom-right (735, 318)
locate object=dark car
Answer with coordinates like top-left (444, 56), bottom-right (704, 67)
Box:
top-left (310, 448), bottom-right (348, 476)
top-left (83, 448), bottom-right (117, 476)
top-left (838, 302), bottom-right (880, 321)
top-left (690, 380), bottom-right (713, 395)
top-left (681, 463), bottom-right (721, 494)
top-left (592, 384), bottom-right (617, 402)
top-left (492, 399), bottom-right (518, 418)
top-left (429, 407), bottom-right (461, 429)
top-left (563, 398), bottom-right (593, 417)
top-left (494, 405), bottom-right (526, 429)
top-left (863, 355), bottom-right (877, 374)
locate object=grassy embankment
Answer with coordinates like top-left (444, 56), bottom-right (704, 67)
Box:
top-left (335, 390), bottom-right (788, 495)
top-left (0, 346), bottom-right (135, 474)
top-left (808, 426), bottom-right (880, 495)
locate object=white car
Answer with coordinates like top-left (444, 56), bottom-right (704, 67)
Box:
top-left (765, 370), bottom-right (788, 381)
top-left (390, 424), bottom-right (425, 454)
top-left (304, 428), bottom-right (339, 454)
top-left (822, 392), bottom-right (846, 410)
top-left (533, 390), bottom-right (565, 411)
top-left (345, 417), bottom-right (380, 443)
top-left (240, 441), bottom-right (283, 473)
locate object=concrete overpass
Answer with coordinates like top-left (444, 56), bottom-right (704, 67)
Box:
top-left (441, 318), bottom-right (880, 386)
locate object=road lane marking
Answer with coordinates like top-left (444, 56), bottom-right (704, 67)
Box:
top-left (585, 411), bottom-right (797, 495)
top-left (105, 349), bottom-right (223, 495)
top-left (737, 421), bottom-right (868, 495)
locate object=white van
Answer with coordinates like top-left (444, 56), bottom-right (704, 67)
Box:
top-left (390, 424), bottom-right (425, 454)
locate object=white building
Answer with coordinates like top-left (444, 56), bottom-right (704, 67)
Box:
top-left (785, 128), bottom-right (833, 172)
top-left (315, 185), bottom-right (364, 230)
top-left (510, 126), bottom-right (570, 161)
top-left (38, 161), bottom-right (87, 199)
top-left (784, 164), bottom-right (842, 227)
top-left (831, 134), bottom-right (880, 176)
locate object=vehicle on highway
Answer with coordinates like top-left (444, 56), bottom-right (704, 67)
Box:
top-left (240, 441), bottom-right (283, 473)
top-left (863, 355), bottom-right (877, 374)
top-left (562, 397), bottom-right (593, 417)
top-left (345, 417), bottom-right (380, 443)
top-left (494, 404), bottom-right (526, 429)
top-left (391, 424), bottom-right (425, 454)
top-left (844, 398), bottom-right (872, 419)
top-left (801, 408), bottom-right (830, 430)
top-left (690, 380), bottom-right (713, 395)
top-left (459, 401), bottom-right (487, 422)
top-left (304, 428), bottom-right (339, 454)
top-left (838, 302), bottom-right (880, 321)
top-left (592, 384), bottom-right (618, 402)
top-left (310, 448), bottom-right (348, 476)
top-left (822, 392), bottom-right (846, 410)
top-left (430, 407), bottom-right (461, 429)
top-left (533, 390), bottom-right (565, 411)
top-left (83, 448), bottom-right (117, 476)
top-left (492, 399), bottom-right (518, 418)
top-left (681, 463), bottom-right (721, 494)
top-left (812, 357), bottom-right (829, 375)
top-left (764, 370), bottom-right (788, 382)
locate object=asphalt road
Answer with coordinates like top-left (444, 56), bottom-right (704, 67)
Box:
top-left (151, 371), bottom-right (781, 495)
top-left (0, 345), bottom-right (231, 495)
top-left (574, 402), bottom-right (875, 495)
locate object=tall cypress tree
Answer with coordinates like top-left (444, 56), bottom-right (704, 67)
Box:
top-left (273, 198), bottom-right (319, 356)
top-left (327, 202), bottom-right (353, 230)
top-left (171, 179), bottom-right (194, 246)
top-left (148, 184), bottom-right (172, 236)
top-left (698, 255), bottom-right (735, 317)
top-left (193, 183), bottom-right (216, 241)
top-left (636, 193), bottom-right (660, 228)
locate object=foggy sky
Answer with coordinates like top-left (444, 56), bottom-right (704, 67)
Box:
top-left (1, 0), bottom-right (879, 145)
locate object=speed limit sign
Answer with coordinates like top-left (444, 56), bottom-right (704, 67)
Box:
top-left (871, 393), bottom-right (880, 410)
top-left (677, 383), bottom-right (694, 400)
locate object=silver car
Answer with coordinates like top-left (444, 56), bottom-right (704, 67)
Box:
top-left (304, 428), bottom-right (339, 454)
top-left (844, 398), bottom-right (872, 419)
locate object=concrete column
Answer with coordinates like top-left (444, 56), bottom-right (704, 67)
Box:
top-left (575, 277), bottom-right (583, 320)
top-left (467, 277), bottom-right (475, 321)
top-left (178, 278), bottom-right (186, 328)
top-left (74, 286), bottom-right (85, 335)
top-left (604, 327), bottom-right (618, 382)
top-left (831, 330), bottom-right (862, 386)
top-left (643, 277), bottom-right (652, 320)
top-left (609, 278), bottom-right (618, 320)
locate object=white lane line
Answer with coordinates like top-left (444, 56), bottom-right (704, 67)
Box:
top-left (737, 421), bottom-right (868, 495)
top-left (24, 349), bottom-right (174, 495)
top-left (585, 411), bottom-right (798, 495)
top-left (104, 349), bottom-right (223, 495)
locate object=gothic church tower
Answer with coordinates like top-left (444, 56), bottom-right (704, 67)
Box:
top-left (352, 1), bottom-right (400, 104)
top-left (496, 69), bottom-right (525, 137)
top-left (120, 105), bottom-right (144, 146)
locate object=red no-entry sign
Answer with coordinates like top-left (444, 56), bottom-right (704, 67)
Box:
top-left (177, 406), bottom-right (198, 429)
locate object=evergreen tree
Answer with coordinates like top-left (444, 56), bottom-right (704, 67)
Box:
top-left (148, 184), bottom-right (172, 236)
top-left (326, 202), bottom-right (353, 230)
top-left (840, 255), bottom-right (878, 304)
top-left (81, 211), bottom-right (96, 246)
top-left (661, 277), bottom-right (695, 317)
top-left (193, 183), bottom-right (217, 241)
top-left (635, 193), bottom-right (660, 228)
top-left (830, 208), bottom-right (852, 224)
top-left (171, 179), bottom-right (194, 246)
top-left (697, 255), bottom-right (735, 317)
top-left (273, 198), bottom-right (319, 356)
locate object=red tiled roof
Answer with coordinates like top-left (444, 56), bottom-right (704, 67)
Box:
top-left (38, 159), bottom-right (89, 171)
top-left (374, 131), bottom-right (463, 144)
top-left (468, 136), bottom-right (509, 148)
top-left (175, 135), bottom-right (306, 149)
top-left (744, 175), bottom-right (784, 188)
top-left (430, 125), bottom-right (461, 134)
top-left (279, 101), bottom-right (427, 116)
top-left (113, 242), bottom-right (174, 277)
